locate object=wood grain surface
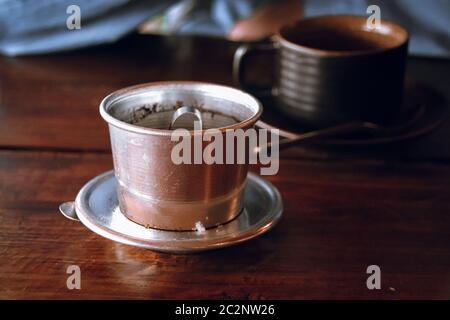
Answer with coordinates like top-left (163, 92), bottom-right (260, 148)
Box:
top-left (0, 34), bottom-right (449, 299)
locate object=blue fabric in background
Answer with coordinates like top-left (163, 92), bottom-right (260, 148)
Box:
top-left (0, 0), bottom-right (263, 55)
top-left (0, 0), bottom-right (449, 57)
top-left (0, 0), bottom-right (176, 55)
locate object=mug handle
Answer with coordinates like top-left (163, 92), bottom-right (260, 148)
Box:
top-left (233, 41), bottom-right (278, 97)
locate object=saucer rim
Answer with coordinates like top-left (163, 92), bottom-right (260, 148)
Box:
top-left (74, 171), bottom-right (283, 253)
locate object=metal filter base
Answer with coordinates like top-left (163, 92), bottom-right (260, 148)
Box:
top-left (60, 171), bottom-right (283, 253)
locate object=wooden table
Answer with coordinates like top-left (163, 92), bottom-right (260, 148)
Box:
top-left (1, 34), bottom-right (449, 299)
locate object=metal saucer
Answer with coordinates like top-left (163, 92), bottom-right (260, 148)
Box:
top-left (60, 171), bottom-right (283, 254)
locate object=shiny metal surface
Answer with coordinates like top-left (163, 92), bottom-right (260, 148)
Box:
top-left (68, 171), bottom-right (282, 253)
top-left (100, 82), bottom-right (263, 231)
top-left (170, 106), bottom-right (203, 130)
top-left (59, 201), bottom-right (79, 221)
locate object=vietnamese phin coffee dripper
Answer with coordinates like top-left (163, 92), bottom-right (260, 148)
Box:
top-left (100, 82), bottom-right (263, 231)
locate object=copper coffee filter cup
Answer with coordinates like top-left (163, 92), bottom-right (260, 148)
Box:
top-left (100, 82), bottom-right (263, 231)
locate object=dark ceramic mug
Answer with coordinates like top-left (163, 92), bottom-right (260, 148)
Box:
top-left (233, 15), bottom-right (409, 127)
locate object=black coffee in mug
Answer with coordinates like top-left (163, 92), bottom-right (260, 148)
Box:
top-left (234, 15), bottom-right (409, 127)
